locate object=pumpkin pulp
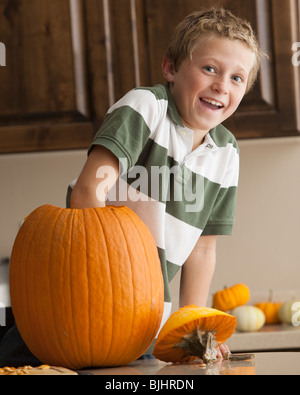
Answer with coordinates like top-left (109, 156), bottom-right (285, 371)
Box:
top-left (174, 328), bottom-right (218, 364)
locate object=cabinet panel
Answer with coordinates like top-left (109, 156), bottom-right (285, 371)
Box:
top-left (0, 0), bottom-right (77, 120)
top-left (0, 0), bottom-right (95, 152)
top-left (0, 0), bottom-right (299, 153)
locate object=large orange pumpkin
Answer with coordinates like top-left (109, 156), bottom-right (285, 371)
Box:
top-left (10, 204), bottom-right (164, 369)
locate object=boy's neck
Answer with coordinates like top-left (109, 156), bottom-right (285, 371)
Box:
top-left (192, 129), bottom-right (208, 151)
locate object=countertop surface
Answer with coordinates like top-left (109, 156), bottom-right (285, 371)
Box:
top-left (80, 352), bottom-right (300, 375)
top-left (227, 324), bottom-right (300, 352)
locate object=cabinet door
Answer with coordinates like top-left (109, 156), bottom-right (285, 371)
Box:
top-left (0, 0), bottom-right (299, 154)
top-left (0, 0), bottom-right (96, 153)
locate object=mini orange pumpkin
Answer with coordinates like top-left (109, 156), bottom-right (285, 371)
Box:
top-left (10, 204), bottom-right (164, 369)
top-left (213, 284), bottom-right (250, 312)
top-left (153, 305), bottom-right (236, 364)
top-left (255, 290), bottom-right (282, 325)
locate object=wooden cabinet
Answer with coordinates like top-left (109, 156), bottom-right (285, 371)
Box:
top-left (0, 0), bottom-right (299, 153)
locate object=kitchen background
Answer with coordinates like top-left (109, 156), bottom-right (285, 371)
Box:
top-left (0, 0), bottom-right (300, 344)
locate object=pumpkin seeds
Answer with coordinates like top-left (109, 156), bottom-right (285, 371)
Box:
top-left (0, 364), bottom-right (50, 375)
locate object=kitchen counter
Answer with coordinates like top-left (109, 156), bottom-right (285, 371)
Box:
top-left (79, 352), bottom-right (300, 375)
top-left (227, 324), bottom-right (300, 352)
top-left (4, 352), bottom-right (298, 375)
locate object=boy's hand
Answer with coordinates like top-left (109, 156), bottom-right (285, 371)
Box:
top-left (217, 343), bottom-right (231, 360)
top-left (71, 146), bottom-right (119, 209)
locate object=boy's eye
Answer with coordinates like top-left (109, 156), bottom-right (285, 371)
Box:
top-left (204, 66), bottom-right (216, 73)
top-left (232, 75), bottom-right (243, 83)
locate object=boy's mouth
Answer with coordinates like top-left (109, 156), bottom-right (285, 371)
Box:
top-left (200, 98), bottom-right (224, 110)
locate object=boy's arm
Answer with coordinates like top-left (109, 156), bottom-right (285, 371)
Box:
top-left (179, 235), bottom-right (217, 308)
top-left (180, 235), bottom-right (231, 358)
top-left (71, 145), bottom-right (120, 209)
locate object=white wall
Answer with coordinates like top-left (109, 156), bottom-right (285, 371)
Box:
top-left (171, 136), bottom-right (300, 309)
top-left (1, 136), bottom-right (300, 307)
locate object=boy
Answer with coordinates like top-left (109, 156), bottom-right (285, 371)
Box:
top-left (0, 8), bottom-right (262, 365)
top-left (69, 8), bottom-right (263, 357)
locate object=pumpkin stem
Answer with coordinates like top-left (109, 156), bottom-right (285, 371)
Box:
top-left (174, 329), bottom-right (218, 364)
top-left (268, 289), bottom-right (273, 303)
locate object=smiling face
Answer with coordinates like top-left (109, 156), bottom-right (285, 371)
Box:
top-left (162, 35), bottom-right (256, 135)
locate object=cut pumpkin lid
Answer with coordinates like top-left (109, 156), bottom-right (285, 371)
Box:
top-left (153, 305), bottom-right (237, 364)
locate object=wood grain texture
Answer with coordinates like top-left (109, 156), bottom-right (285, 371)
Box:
top-left (0, 0), bottom-right (299, 153)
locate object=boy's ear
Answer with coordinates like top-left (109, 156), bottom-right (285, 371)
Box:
top-left (162, 56), bottom-right (176, 83)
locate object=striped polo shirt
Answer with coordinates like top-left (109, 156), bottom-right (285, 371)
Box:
top-left (68, 84), bottom-right (239, 350)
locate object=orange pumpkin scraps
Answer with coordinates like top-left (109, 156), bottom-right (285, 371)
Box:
top-left (153, 305), bottom-right (236, 364)
top-left (10, 204), bottom-right (164, 369)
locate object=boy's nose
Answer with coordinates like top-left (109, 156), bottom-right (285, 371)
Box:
top-left (211, 78), bottom-right (229, 95)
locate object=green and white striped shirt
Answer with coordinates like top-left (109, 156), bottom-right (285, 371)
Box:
top-left (68, 84), bottom-right (239, 350)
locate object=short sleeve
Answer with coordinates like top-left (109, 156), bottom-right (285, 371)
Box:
top-left (202, 150), bottom-right (239, 236)
top-left (201, 185), bottom-right (238, 235)
top-left (89, 89), bottom-right (161, 175)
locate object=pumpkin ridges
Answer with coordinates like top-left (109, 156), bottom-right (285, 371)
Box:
top-left (40, 206), bottom-right (76, 367)
top-left (118, 208), bottom-right (163, 359)
top-left (100, 207), bottom-right (136, 364)
top-left (90, 206), bottom-right (148, 366)
top-left (86, 208), bottom-right (109, 366)
top-left (12, 206), bottom-right (52, 347)
top-left (110, 207), bottom-right (143, 364)
top-left (59, 208), bottom-right (84, 366)
top-left (52, 208), bottom-right (82, 369)
top-left (90, 207), bottom-right (114, 365)
top-left (90, 207), bottom-right (116, 365)
top-left (10, 204), bottom-right (164, 369)
top-left (109, 207), bottom-right (163, 362)
top-left (110, 208), bottom-right (145, 362)
top-left (68, 208), bottom-right (91, 368)
top-left (14, 205), bottom-right (73, 367)
top-left (35, 206), bottom-right (66, 365)
top-left (81, 208), bottom-right (101, 367)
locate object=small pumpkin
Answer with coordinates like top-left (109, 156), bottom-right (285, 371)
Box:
top-left (153, 305), bottom-right (236, 364)
top-left (232, 306), bottom-right (265, 332)
top-left (255, 290), bottom-right (282, 325)
top-left (278, 300), bottom-right (300, 325)
top-left (213, 284), bottom-right (250, 312)
top-left (10, 204), bottom-right (164, 369)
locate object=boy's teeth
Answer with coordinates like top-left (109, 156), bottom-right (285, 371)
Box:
top-left (202, 98), bottom-right (223, 107)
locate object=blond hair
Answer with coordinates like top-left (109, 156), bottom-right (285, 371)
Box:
top-left (166, 8), bottom-right (264, 92)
